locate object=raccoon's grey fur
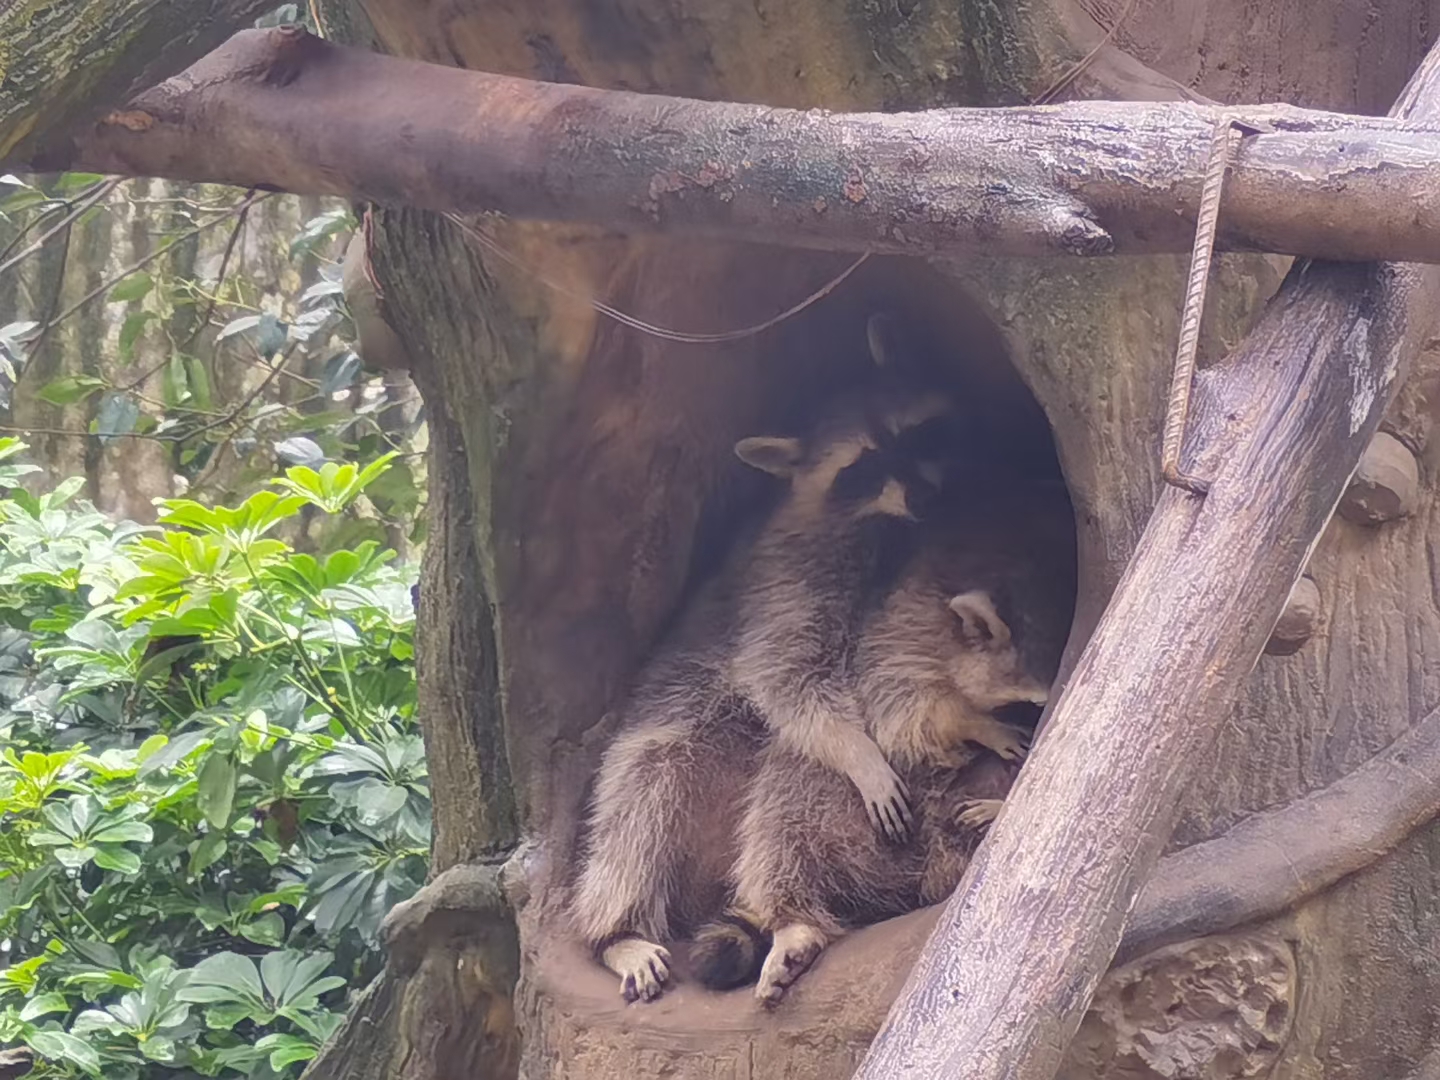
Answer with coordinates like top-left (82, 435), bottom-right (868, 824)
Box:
top-left (570, 387), bottom-right (955, 1002)
top-left (695, 487), bottom-right (1076, 1003)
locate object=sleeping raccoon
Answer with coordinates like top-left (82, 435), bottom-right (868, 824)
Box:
top-left (570, 386), bottom-right (960, 1003)
top-left (694, 487), bottom-right (1077, 1003)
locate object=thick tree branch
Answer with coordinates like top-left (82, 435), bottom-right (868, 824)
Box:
top-left (854, 37), bottom-right (1440, 1080)
top-left (19, 26), bottom-right (1440, 264)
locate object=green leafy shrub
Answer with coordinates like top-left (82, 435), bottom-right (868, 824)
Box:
top-left (0, 440), bottom-right (425, 1079)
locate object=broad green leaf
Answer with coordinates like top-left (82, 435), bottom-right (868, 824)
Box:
top-left (189, 831), bottom-right (227, 876)
top-left (0, 188), bottom-right (51, 213)
top-left (70, 940), bottom-right (122, 972)
top-left (239, 911), bottom-right (286, 947)
top-left (67, 793), bottom-right (99, 834)
top-left (55, 172), bottom-right (105, 191)
top-left (90, 820), bottom-right (152, 844)
top-left (139, 1035), bottom-right (178, 1062)
top-left (35, 375), bottom-right (106, 406)
top-left (258, 1031), bottom-right (319, 1069)
top-left (70, 1008), bottom-right (125, 1036)
top-left (162, 349), bottom-right (189, 407)
top-left (117, 310), bottom-right (156, 361)
top-left (203, 1001), bottom-right (255, 1030)
top-left (18, 992), bottom-right (70, 1021)
top-left (53, 844), bottom-right (98, 869)
top-left (26, 1028), bottom-right (101, 1074)
top-left (107, 272), bottom-right (154, 303)
top-left (136, 733), bottom-right (169, 762)
top-left (137, 730), bottom-right (210, 777)
top-left (92, 845), bottom-right (142, 874)
top-left (195, 752), bottom-right (237, 828)
top-left (26, 829), bottom-right (74, 847)
top-left (179, 951), bottom-right (263, 1006)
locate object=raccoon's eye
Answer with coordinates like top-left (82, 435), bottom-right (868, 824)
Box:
top-left (831, 451), bottom-right (888, 502)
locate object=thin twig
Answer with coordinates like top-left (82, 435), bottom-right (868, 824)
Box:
top-left (175, 188), bottom-right (260, 356)
top-left (0, 177), bottom-right (123, 277)
top-left (25, 193), bottom-right (275, 358)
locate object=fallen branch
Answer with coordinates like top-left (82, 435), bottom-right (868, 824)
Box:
top-left (854, 36), bottom-right (1440, 1080)
top-left (20, 26), bottom-right (1440, 264)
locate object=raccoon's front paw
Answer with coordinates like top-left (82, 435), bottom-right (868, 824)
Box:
top-left (978, 723), bottom-right (1031, 762)
top-left (755, 924), bottom-right (827, 1007)
top-left (855, 760), bottom-right (912, 841)
top-left (956, 798), bottom-right (1004, 831)
top-left (601, 938), bottom-right (672, 1003)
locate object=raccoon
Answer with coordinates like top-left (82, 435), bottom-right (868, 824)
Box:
top-left (694, 487), bottom-right (1076, 1004)
top-left (570, 387), bottom-right (958, 1002)
top-left (727, 386), bottom-right (953, 840)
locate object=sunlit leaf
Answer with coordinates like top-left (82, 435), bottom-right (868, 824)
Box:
top-left (35, 375), bottom-right (106, 406)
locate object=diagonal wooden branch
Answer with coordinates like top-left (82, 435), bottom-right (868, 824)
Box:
top-left (853, 37), bottom-right (1440, 1080)
top-left (20, 25), bottom-right (1440, 264)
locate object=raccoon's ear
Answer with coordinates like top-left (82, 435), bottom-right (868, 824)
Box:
top-left (866, 312), bottom-right (895, 367)
top-left (948, 590), bottom-right (1013, 647)
top-left (734, 436), bottom-right (804, 477)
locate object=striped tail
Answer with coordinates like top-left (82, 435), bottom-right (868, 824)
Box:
top-left (692, 911), bottom-right (769, 990)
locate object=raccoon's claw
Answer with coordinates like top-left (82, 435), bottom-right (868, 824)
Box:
top-left (982, 724), bottom-right (1031, 762)
top-left (856, 762), bottom-right (912, 841)
top-left (956, 798), bottom-right (1004, 831)
top-left (756, 924), bottom-right (827, 1007)
top-left (868, 791), bottom-right (914, 842)
top-left (603, 938), bottom-right (672, 1003)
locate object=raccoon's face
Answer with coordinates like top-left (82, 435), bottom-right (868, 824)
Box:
top-left (735, 392), bottom-right (953, 525)
top-left (944, 590), bottom-right (1051, 716)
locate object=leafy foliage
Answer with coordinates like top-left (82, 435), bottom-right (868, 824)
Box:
top-left (0, 441), bottom-right (424, 1078)
top-left (0, 171), bottom-right (426, 546)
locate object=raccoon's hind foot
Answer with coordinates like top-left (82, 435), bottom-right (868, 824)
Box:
top-left (600, 937), bottom-right (672, 1003)
top-left (755, 924), bottom-right (828, 1006)
top-left (956, 798), bottom-right (1004, 831)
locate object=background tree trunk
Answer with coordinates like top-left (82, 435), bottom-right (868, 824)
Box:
top-left (300, 1), bottom-right (1440, 1077)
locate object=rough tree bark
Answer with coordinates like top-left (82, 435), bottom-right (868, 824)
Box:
top-left (0, 0), bottom-right (275, 162)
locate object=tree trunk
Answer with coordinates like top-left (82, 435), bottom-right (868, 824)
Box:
top-left (0, 0), bottom-right (276, 163)
top-left (284, 1), bottom-right (1440, 1078)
